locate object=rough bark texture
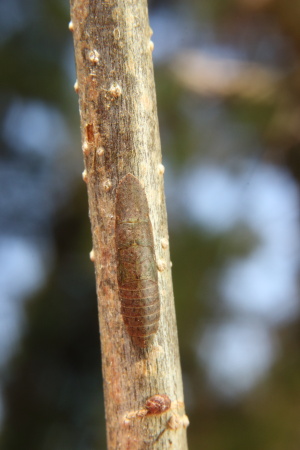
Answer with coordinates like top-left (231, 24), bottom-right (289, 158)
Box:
top-left (69, 0), bottom-right (188, 448)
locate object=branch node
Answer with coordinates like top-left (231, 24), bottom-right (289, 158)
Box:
top-left (122, 394), bottom-right (171, 426)
top-left (167, 413), bottom-right (190, 431)
top-left (157, 259), bottom-right (166, 272)
top-left (82, 141), bottom-right (90, 155)
top-left (103, 179), bottom-right (112, 191)
top-left (89, 49), bottom-right (100, 64)
top-left (158, 163), bottom-right (165, 174)
top-left (82, 169), bottom-right (88, 183)
top-left (145, 394), bottom-right (172, 415)
top-left (161, 238), bottom-right (169, 249)
top-left (89, 249), bottom-right (95, 262)
top-left (149, 40), bottom-right (154, 52)
top-left (109, 82), bottom-right (122, 99)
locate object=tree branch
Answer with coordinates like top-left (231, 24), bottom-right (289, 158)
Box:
top-left (70, 0), bottom-right (188, 447)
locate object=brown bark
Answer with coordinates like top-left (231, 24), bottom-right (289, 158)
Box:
top-left (69, 0), bottom-right (188, 448)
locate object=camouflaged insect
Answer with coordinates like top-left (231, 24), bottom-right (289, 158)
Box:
top-left (115, 174), bottom-right (160, 348)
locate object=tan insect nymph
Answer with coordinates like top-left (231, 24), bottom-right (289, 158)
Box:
top-left (115, 174), bottom-right (160, 348)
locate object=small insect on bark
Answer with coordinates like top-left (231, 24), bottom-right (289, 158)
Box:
top-left (145, 394), bottom-right (171, 415)
top-left (115, 174), bottom-right (160, 348)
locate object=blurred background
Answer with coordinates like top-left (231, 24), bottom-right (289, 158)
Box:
top-left (1, 0), bottom-right (300, 448)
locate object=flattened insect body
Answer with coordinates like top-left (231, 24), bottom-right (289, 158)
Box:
top-left (115, 174), bottom-right (160, 348)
